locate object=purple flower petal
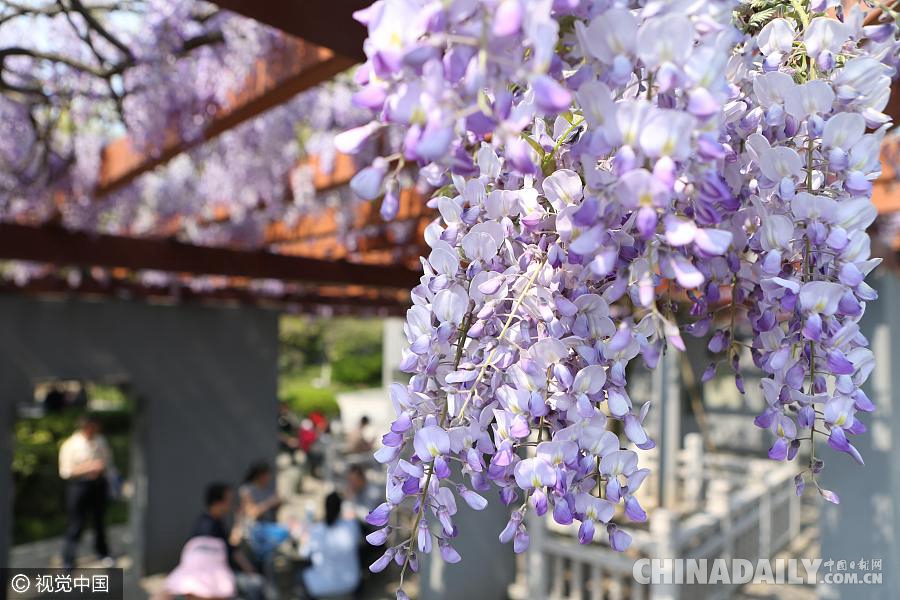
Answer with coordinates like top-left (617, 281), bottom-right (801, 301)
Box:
top-left (532, 75), bottom-right (573, 113)
top-left (578, 519), bottom-right (595, 544)
top-left (624, 496), bottom-right (647, 522)
top-left (818, 488), bottom-right (840, 504)
top-left (513, 527), bottom-right (530, 553)
top-left (370, 548), bottom-right (395, 573)
top-left (768, 437), bottom-right (788, 460)
top-left (439, 540), bottom-right (462, 563)
top-left (366, 502), bottom-right (393, 527)
top-left (608, 525), bottom-right (632, 552)
top-left (492, 0), bottom-right (523, 37)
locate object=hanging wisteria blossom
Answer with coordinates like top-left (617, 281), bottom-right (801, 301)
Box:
top-left (340, 0), bottom-right (898, 595)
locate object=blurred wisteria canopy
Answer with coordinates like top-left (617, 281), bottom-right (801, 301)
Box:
top-left (0, 0), bottom-right (369, 246)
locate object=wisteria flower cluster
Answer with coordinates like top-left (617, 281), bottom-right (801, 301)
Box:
top-left (340, 0), bottom-right (898, 594)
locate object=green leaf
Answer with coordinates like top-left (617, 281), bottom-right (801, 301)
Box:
top-left (522, 134), bottom-right (546, 158)
top-left (431, 184), bottom-right (457, 199)
top-left (749, 6), bottom-right (778, 27)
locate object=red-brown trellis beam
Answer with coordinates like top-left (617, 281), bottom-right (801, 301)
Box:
top-left (95, 37), bottom-right (356, 196)
top-left (0, 275), bottom-right (411, 315)
top-left (0, 223), bottom-right (421, 289)
top-left (208, 0), bottom-right (369, 62)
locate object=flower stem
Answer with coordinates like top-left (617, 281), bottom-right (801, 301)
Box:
top-left (455, 259), bottom-right (547, 423)
top-left (542, 118), bottom-right (584, 171)
top-left (789, 0), bottom-right (810, 29)
top-left (399, 307), bottom-right (474, 585)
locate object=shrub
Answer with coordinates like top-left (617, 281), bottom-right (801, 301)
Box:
top-left (326, 319), bottom-right (383, 386)
top-left (279, 316), bottom-right (327, 374)
top-left (279, 377), bottom-right (340, 417)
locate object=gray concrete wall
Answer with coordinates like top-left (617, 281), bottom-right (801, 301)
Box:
top-left (0, 295), bottom-right (278, 575)
top-left (819, 274), bottom-right (900, 599)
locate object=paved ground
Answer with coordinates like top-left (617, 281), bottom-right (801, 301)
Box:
top-left (9, 525), bottom-right (131, 569)
top-left (9, 457), bottom-right (410, 599)
top-left (10, 524), bottom-right (148, 598)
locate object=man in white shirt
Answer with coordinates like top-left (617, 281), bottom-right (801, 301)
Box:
top-left (58, 414), bottom-right (113, 569)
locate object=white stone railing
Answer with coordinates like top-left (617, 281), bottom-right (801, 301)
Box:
top-left (522, 434), bottom-right (801, 600)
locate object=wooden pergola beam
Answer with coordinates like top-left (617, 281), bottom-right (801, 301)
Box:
top-left (209, 0), bottom-right (369, 62)
top-left (862, 0), bottom-right (898, 26)
top-left (308, 151), bottom-right (357, 191)
top-left (0, 275), bottom-right (410, 315)
top-left (266, 188), bottom-right (429, 243)
top-left (0, 223), bottom-right (420, 289)
top-left (96, 38), bottom-right (355, 196)
top-left (874, 135), bottom-right (899, 214)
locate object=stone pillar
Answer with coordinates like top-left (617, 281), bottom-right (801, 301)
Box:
top-left (419, 479), bottom-right (516, 599)
top-left (650, 508), bottom-right (678, 600)
top-left (818, 274), bottom-right (900, 599)
top-left (683, 433), bottom-right (704, 511)
top-left (656, 351), bottom-right (682, 510)
top-left (526, 510), bottom-right (548, 598)
top-left (382, 317), bottom-right (406, 388)
top-left (749, 462), bottom-right (772, 559)
top-left (706, 480), bottom-right (733, 562)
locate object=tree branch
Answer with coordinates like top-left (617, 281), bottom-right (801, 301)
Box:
top-left (0, 0), bottom-right (128, 27)
top-left (68, 0), bottom-right (136, 61)
top-left (0, 46), bottom-right (120, 78)
top-left (0, 1), bottom-right (228, 196)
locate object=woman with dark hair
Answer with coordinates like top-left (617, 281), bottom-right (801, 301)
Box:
top-left (240, 461), bottom-right (281, 522)
top-left (299, 492), bottom-right (361, 598)
top-left (239, 461), bottom-right (289, 568)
